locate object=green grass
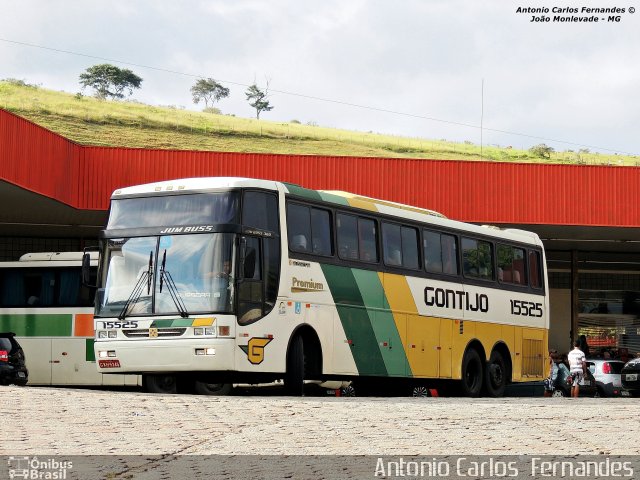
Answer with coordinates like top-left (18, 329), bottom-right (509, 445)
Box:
top-left (1, 80), bottom-right (638, 165)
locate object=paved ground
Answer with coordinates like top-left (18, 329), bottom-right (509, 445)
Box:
top-left (2, 385), bottom-right (639, 456)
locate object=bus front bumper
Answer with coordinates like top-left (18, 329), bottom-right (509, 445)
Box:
top-left (95, 338), bottom-right (236, 373)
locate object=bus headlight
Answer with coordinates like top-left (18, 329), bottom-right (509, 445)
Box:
top-left (108, 330), bottom-right (117, 338)
top-left (98, 331), bottom-right (107, 339)
top-left (205, 327), bottom-right (216, 336)
top-left (194, 328), bottom-right (204, 336)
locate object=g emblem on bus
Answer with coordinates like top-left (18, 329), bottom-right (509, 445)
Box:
top-left (240, 337), bottom-right (273, 365)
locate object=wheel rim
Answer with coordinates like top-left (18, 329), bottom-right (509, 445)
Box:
top-left (552, 389), bottom-right (564, 397)
top-left (488, 363), bottom-right (504, 388)
top-left (412, 386), bottom-right (430, 398)
top-left (159, 376), bottom-right (176, 391)
top-left (341, 385), bottom-right (356, 397)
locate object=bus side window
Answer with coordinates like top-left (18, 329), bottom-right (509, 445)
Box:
top-left (462, 237), bottom-right (494, 280)
top-left (382, 223), bottom-right (402, 266)
top-left (337, 213), bottom-right (359, 260)
top-left (243, 191), bottom-right (279, 232)
top-left (287, 203), bottom-right (311, 253)
top-left (401, 225), bottom-right (419, 269)
top-left (529, 250), bottom-right (542, 289)
top-left (310, 208), bottom-right (332, 256)
top-left (358, 217), bottom-right (378, 262)
top-left (424, 230), bottom-right (443, 273)
top-left (441, 234), bottom-right (458, 275)
top-left (497, 244), bottom-right (527, 286)
top-left (1, 270), bottom-right (24, 306)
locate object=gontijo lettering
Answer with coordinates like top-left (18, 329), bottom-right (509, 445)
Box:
top-left (424, 286), bottom-right (489, 313)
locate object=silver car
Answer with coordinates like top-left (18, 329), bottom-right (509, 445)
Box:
top-left (586, 359), bottom-right (626, 397)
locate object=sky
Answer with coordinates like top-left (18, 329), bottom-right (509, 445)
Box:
top-left (1, 0), bottom-right (639, 155)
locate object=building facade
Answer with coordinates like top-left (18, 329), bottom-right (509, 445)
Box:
top-left (2, 108), bottom-right (639, 356)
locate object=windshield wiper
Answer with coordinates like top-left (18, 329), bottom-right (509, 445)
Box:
top-left (159, 249), bottom-right (189, 318)
top-left (118, 251), bottom-right (153, 320)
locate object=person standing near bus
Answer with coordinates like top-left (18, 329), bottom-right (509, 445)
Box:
top-left (567, 340), bottom-right (587, 398)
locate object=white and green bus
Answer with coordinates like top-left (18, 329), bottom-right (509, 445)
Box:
top-left (91, 177), bottom-right (549, 396)
top-left (0, 252), bottom-right (138, 386)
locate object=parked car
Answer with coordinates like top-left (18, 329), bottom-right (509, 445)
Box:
top-left (621, 357), bottom-right (640, 396)
top-left (551, 363), bottom-right (598, 397)
top-left (0, 332), bottom-right (28, 386)
top-left (586, 359), bottom-right (626, 397)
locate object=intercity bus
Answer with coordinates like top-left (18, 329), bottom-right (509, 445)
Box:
top-left (91, 177), bottom-right (549, 396)
top-left (0, 252), bottom-right (138, 386)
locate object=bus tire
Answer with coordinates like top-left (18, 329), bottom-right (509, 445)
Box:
top-left (194, 381), bottom-right (233, 396)
top-left (460, 349), bottom-right (483, 397)
top-left (143, 374), bottom-right (177, 394)
top-left (484, 351), bottom-right (507, 397)
top-left (284, 335), bottom-right (305, 396)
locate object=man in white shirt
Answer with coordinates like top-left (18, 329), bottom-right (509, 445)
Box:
top-left (567, 339), bottom-right (587, 398)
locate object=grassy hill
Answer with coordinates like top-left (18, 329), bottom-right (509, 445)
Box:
top-left (1, 80), bottom-right (637, 165)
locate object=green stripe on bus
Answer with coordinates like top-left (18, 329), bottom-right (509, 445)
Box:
top-left (320, 264), bottom-right (387, 376)
top-left (351, 269), bottom-right (411, 377)
top-left (86, 339), bottom-right (95, 362)
top-left (284, 183), bottom-right (349, 207)
top-left (317, 192), bottom-right (350, 206)
top-left (283, 183), bottom-right (323, 202)
top-left (150, 318), bottom-right (193, 328)
top-left (0, 314), bottom-right (72, 336)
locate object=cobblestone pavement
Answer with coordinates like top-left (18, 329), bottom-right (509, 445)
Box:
top-left (2, 385), bottom-right (639, 456)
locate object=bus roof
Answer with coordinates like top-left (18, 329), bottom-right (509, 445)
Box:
top-left (109, 177), bottom-right (543, 247)
top-left (111, 177), bottom-right (280, 198)
top-left (18, 252), bottom-right (99, 265)
top-left (18, 252), bottom-right (99, 262)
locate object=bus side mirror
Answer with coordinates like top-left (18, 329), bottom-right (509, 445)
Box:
top-left (82, 247), bottom-right (99, 288)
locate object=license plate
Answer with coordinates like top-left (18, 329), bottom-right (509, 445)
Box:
top-left (622, 390), bottom-right (631, 397)
top-left (99, 359), bottom-right (121, 368)
top-left (625, 373), bottom-right (638, 381)
top-left (16, 371), bottom-right (26, 378)
top-left (582, 380), bottom-right (590, 386)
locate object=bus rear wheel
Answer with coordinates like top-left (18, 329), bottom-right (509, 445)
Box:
top-left (484, 351), bottom-right (507, 397)
top-left (461, 349), bottom-right (483, 397)
top-left (284, 335), bottom-right (305, 396)
top-left (143, 374), bottom-right (177, 394)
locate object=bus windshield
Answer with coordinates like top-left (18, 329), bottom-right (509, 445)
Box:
top-left (97, 233), bottom-right (235, 317)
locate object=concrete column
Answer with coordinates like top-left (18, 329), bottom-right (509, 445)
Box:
top-left (570, 250), bottom-right (579, 348)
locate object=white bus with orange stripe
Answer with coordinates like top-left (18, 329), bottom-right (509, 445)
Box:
top-left (0, 252), bottom-right (138, 386)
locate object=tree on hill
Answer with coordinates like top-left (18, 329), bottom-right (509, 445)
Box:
top-left (245, 82), bottom-right (273, 119)
top-left (191, 78), bottom-right (230, 110)
top-left (79, 64), bottom-right (142, 100)
top-left (529, 143), bottom-right (554, 159)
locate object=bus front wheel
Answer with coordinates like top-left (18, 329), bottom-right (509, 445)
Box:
top-left (460, 349), bottom-right (483, 397)
top-left (284, 335), bottom-right (305, 396)
top-left (143, 374), bottom-right (177, 394)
